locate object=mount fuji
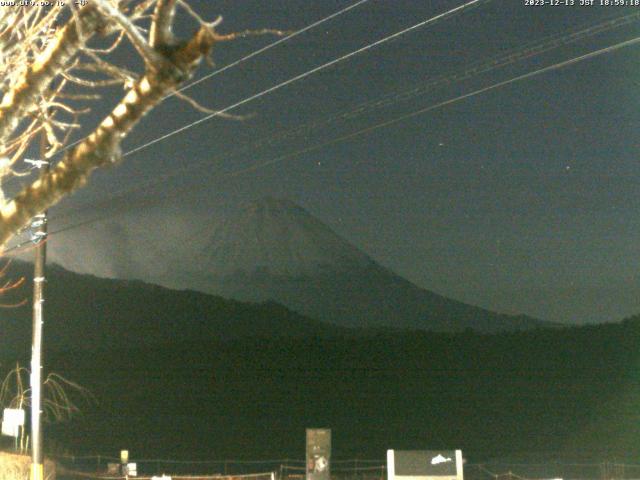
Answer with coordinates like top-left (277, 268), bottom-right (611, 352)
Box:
top-left (162, 197), bottom-right (553, 333)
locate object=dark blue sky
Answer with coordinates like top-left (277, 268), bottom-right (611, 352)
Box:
top-left (11, 1), bottom-right (640, 324)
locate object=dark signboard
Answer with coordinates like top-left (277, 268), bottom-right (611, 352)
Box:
top-left (306, 429), bottom-right (331, 480)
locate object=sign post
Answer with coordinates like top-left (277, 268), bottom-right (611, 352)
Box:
top-left (387, 450), bottom-right (464, 480)
top-left (306, 429), bottom-right (331, 480)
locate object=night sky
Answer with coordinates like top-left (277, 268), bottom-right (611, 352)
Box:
top-left (9, 0), bottom-right (640, 325)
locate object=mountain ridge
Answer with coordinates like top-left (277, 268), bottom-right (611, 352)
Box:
top-left (162, 197), bottom-right (556, 332)
top-left (0, 259), bottom-right (347, 357)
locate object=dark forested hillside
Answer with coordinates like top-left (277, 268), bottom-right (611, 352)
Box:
top-left (4, 316), bottom-right (636, 463)
top-left (0, 260), bottom-right (344, 359)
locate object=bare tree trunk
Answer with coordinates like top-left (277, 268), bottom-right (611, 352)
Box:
top-left (0, 24), bottom-right (219, 248)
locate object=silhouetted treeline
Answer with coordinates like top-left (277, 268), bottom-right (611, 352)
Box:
top-left (5, 316), bottom-right (635, 462)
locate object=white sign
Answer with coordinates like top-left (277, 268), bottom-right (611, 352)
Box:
top-left (152, 476), bottom-right (172, 480)
top-left (2, 409), bottom-right (24, 437)
top-left (387, 450), bottom-right (464, 480)
top-left (126, 463), bottom-right (137, 477)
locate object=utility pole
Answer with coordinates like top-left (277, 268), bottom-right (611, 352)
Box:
top-left (30, 134), bottom-right (49, 480)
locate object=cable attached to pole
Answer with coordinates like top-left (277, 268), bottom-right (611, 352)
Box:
top-left (30, 134), bottom-right (49, 480)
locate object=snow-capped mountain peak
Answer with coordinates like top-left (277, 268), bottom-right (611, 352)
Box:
top-left (196, 197), bottom-right (373, 277)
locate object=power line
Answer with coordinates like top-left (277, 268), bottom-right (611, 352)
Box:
top-left (3, 0), bottom-right (473, 193)
top-left (197, 9), bottom-right (640, 166)
top-left (4, 2), bottom-right (374, 196)
top-left (45, 0), bottom-right (373, 159)
top-left (122, 0), bottom-right (492, 157)
top-left (169, 0), bottom-right (373, 98)
top-left (6, 31), bottom-right (639, 255)
top-left (38, 0), bottom-right (498, 225)
top-left (330, 10), bottom-right (640, 121)
top-left (222, 33), bottom-right (640, 178)
top-left (46, 9), bottom-right (640, 226)
top-left (3, 0), bottom-right (371, 175)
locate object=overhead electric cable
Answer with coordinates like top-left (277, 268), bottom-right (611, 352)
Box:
top-left (44, 0), bottom-right (374, 159)
top-left (122, 0), bottom-right (492, 157)
top-left (195, 9), bottom-right (640, 163)
top-left (223, 34), bottom-right (640, 178)
top-left (30, 0), bottom-right (496, 223)
top-left (334, 10), bottom-right (640, 118)
top-left (5, 32), bottom-right (639, 255)
top-left (46, 9), bottom-right (640, 225)
top-left (170, 0), bottom-right (373, 97)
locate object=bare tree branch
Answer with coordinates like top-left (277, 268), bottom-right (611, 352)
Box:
top-left (150, 0), bottom-right (178, 47)
top-left (0, 18), bottom-right (221, 247)
top-left (93, 0), bottom-right (164, 68)
top-left (0, 5), bottom-right (105, 145)
top-left (0, 2), bottom-right (257, 250)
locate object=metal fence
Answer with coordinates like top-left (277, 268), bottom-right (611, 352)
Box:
top-left (464, 462), bottom-right (640, 480)
top-left (48, 455), bottom-right (640, 480)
